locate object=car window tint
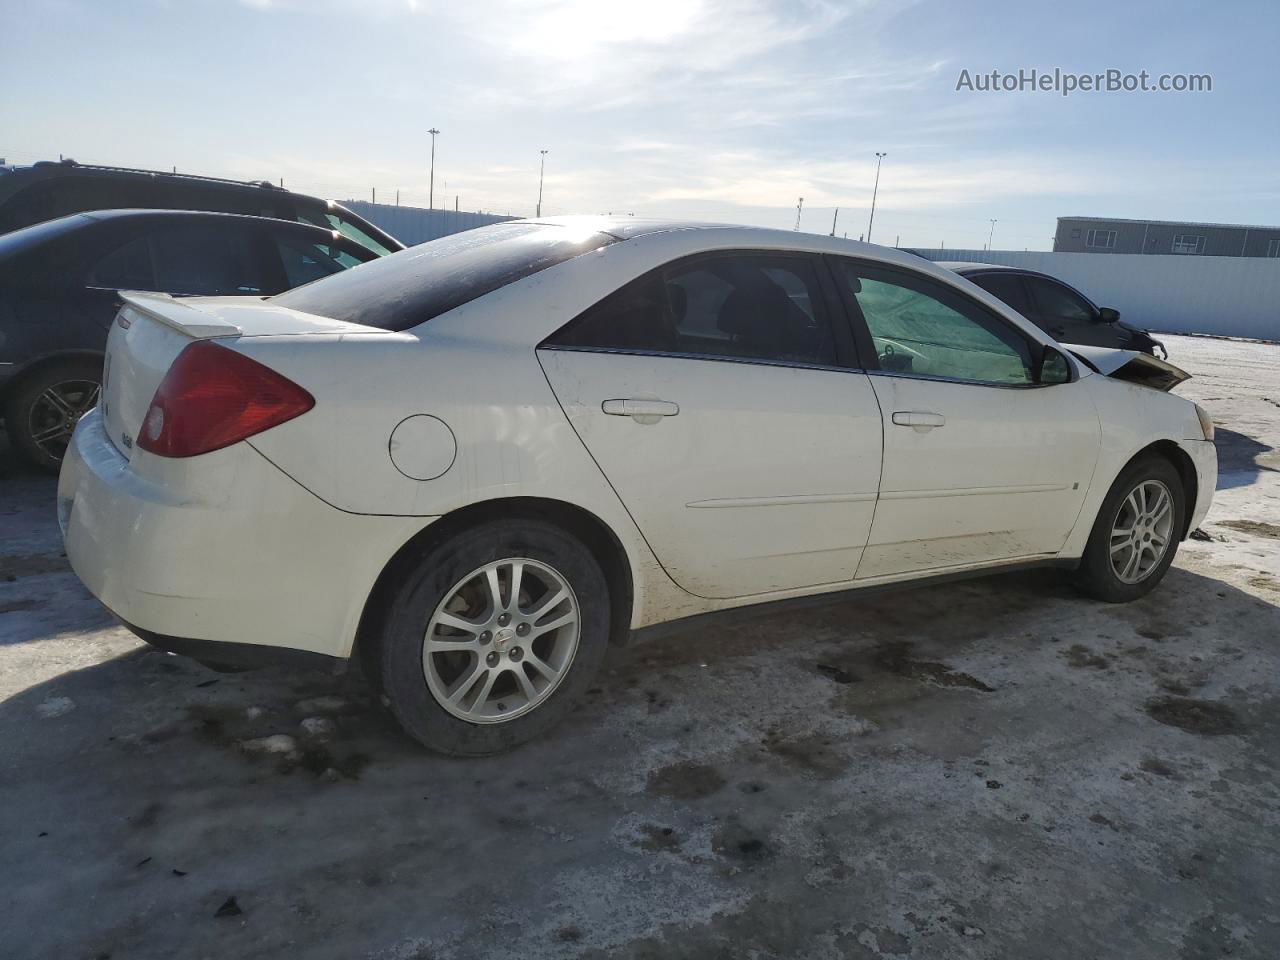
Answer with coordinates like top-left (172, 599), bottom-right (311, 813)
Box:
top-left (549, 254), bottom-right (837, 366)
top-left (968, 272), bottom-right (1034, 317)
top-left (150, 223), bottom-right (269, 295)
top-left (1026, 277), bottom-right (1093, 323)
top-left (87, 236), bottom-right (155, 289)
top-left (836, 262), bottom-right (1034, 385)
top-left (274, 233), bottom-right (367, 289)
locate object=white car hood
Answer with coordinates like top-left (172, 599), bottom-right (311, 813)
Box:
top-left (1064, 343), bottom-right (1190, 392)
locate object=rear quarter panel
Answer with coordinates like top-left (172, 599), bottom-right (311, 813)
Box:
top-left (235, 326), bottom-right (709, 629)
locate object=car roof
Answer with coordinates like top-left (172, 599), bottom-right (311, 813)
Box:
top-left (0, 159), bottom-right (314, 202)
top-left (0, 208), bottom-right (353, 257)
top-left (77, 207), bottom-right (328, 229)
top-left (935, 260), bottom-right (1023, 273)
top-left (517, 215), bottom-right (941, 260)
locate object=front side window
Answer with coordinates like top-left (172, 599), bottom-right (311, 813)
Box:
top-left (150, 223), bottom-right (270, 295)
top-left (967, 272), bottom-right (1034, 318)
top-left (835, 262), bottom-right (1035, 385)
top-left (547, 253), bottom-right (838, 367)
top-left (1024, 277), bottom-right (1094, 330)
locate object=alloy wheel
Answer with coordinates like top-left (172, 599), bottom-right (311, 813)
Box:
top-left (27, 379), bottom-right (100, 462)
top-left (422, 558), bottom-right (580, 723)
top-left (1109, 479), bottom-right (1174, 584)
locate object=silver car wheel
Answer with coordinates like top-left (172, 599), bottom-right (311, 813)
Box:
top-left (1109, 479), bottom-right (1175, 584)
top-left (422, 558), bottom-right (580, 724)
top-left (28, 379), bottom-right (100, 462)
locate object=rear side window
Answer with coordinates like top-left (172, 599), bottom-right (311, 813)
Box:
top-left (272, 222), bottom-right (615, 331)
top-left (547, 253), bottom-right (838, 367)
top-left (150, 222), bottom-right (271, 295)
top-left (87, 236), bottom-right (156, 289)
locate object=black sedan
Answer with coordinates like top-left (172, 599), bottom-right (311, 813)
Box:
top-left (941, 262), bottom-right (1166, 357)
top-left (0, 209), bottom-right (379, 471)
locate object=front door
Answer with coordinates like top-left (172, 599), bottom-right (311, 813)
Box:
top-left (828, 258), bottom-right (1100, 579)
top-left (538, 251), bottom-right (883, 600)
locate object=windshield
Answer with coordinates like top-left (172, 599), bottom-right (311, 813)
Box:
top-left (272, 221), bottom-right (617, 331)
top-left (296, 205), bottom-right (400, 256)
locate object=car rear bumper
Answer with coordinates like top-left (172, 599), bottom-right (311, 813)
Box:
top-left (58, 409), bottom-right (429, 660)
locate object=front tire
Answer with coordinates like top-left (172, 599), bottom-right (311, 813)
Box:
top-left (4, 358), bottom-right (103, 473)
top-left (373, 519), bottom-right (611, 756)
top-left (1075, 455), bottom-right (1185, 603)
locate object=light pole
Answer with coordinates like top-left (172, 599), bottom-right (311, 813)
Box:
top-left (866, 151), bottom-right (886, 242)
top-left (428, 128), bottom-right (440, 210)
top-left (536, 149), bottom-right (548, 217)
top-left (987, 218), bottom-right (997, 250)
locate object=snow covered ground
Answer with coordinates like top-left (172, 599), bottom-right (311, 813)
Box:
top-left (1, 334), bottom-right (1277, 959)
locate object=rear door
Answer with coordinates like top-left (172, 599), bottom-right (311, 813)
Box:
top-left (538, 251), bottom-right (884, 600)
top-left (829, 258), bottom-right (1099, 578)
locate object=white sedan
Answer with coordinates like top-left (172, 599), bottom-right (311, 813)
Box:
top-left (58, 218), bottom-right (1216, 754)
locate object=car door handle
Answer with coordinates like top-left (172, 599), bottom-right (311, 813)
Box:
top-left (602, 399), bottom-right (680, 422)
top-left (891, 411), bottom-right (945, 430)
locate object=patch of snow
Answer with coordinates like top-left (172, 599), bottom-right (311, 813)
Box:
top-left (35, 696), bottom-right (76, 718)
top-left (239, 734), bottom-right (298, 755)
top-left (295, 696), bottom-right (347, 714)
top-left (300, 717), bottom-right (335, 738)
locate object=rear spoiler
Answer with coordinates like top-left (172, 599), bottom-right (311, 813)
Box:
top-left (119, 292), bottom-right (243, 339)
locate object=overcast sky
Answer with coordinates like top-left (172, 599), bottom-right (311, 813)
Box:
top-left (3, 0), bottom-right (1275, 249)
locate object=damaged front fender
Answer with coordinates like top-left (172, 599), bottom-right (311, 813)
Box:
top-left (1066, 343), bottom-right (1190, 392)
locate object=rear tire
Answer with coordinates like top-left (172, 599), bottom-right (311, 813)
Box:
top-left (1075, 455), bottom-right (1185, 603)
top-left (373, 519), bottom-right (610, 756)
top-left (4, 357), bottom-right (103, 473)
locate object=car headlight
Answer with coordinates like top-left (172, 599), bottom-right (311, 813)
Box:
top-left (1194, 403), bottom-right (1214, 441)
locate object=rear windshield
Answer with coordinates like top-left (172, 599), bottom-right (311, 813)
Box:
top-left (271, 221), bottom-right (616, 330)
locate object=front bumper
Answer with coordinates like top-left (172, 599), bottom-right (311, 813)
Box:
top-left (58, 409), bottom-right (428, 660)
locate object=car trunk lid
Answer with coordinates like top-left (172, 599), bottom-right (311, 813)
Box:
top-left (102, 292), bottom-right (392, 460)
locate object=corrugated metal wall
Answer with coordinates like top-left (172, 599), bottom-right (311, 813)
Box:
top-left (914, 249), bottom-right (1280, 340)
top-left (342, 200), bottom-right (517, 246)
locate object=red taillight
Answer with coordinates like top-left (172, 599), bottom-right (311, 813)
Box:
top-left (137, 341), bottom-right (314, 458)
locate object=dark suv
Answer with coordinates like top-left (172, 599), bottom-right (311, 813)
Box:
top-left (0, 160), bottom-right (403, 256)
top-left (942, 262), bottom-right (1166, 357)
top-left (0, 209), bottom-right (379, 471)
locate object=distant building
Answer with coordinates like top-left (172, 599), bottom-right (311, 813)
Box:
top-left (1054, 216), bottom-right (1280, 258)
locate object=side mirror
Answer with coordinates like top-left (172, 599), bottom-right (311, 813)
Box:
top-left (1038, 346), bottom-right (1071, 385)
top-left (1097, 307), bottom-right (1120, 323)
